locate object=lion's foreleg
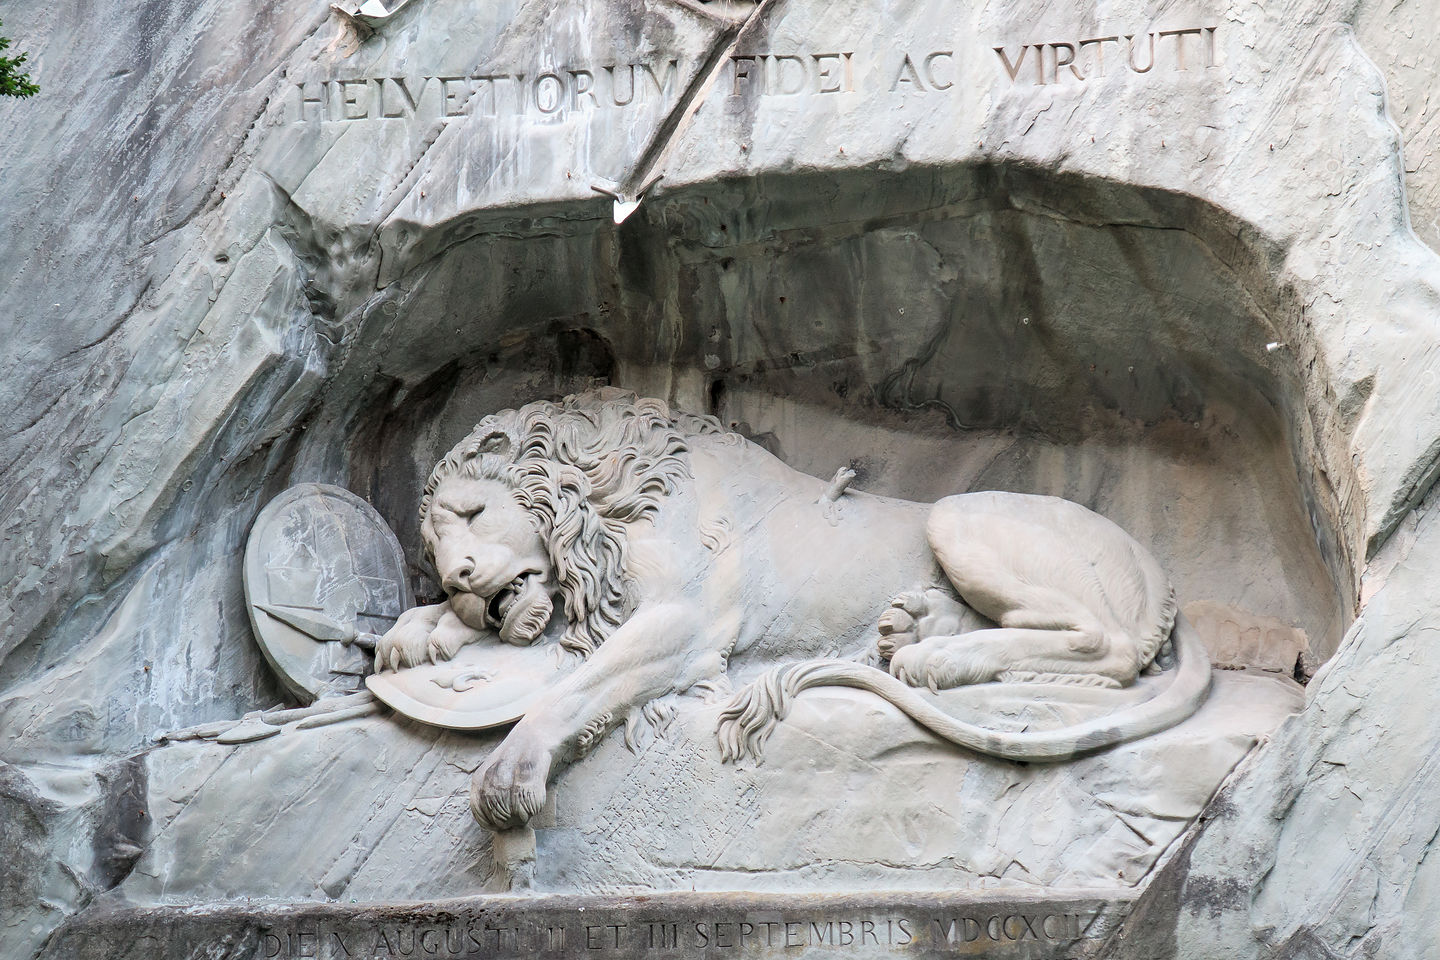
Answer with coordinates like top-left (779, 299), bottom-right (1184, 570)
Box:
top-left (374, 601), bottom-right (470, 671)
top-left (471, 602), bottom-right (721, 830)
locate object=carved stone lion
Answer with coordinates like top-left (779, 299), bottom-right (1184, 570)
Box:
top-left (375, 389), bottom-right (1211, 830)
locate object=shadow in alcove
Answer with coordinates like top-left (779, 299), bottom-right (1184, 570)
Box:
top-left (338, 161), bottom-right (1350, 672)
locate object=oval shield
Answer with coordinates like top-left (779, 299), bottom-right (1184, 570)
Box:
top-left (366, 639), bottom-right (576, 730)
top-left (243, 484), bottom-right (413, 702)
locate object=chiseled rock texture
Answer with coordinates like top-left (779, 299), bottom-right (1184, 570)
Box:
top-left (114, 670), bottom-right (1297, 906)
top-left (1107, 485), bottom-right (1440, 960)
top-left (2, 0), bottom-right (1440, 956)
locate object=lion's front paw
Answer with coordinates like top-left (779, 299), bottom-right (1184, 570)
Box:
top-left (471, 730), bottom-right (552, 830)
top-left (374, 607), bottom-right (481, 672)
top-left (424, 611), bottom-right (482, 664)
top-left (374, 617), bottom-right (433, 672)
top-left (890, 637), bottom-right (992, 692)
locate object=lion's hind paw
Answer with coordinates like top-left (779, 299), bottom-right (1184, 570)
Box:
top-left (890, 637), bottom-right (994, 692)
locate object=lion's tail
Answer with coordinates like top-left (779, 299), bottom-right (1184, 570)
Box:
top-left (716, 614), bottom-right (1211, 764)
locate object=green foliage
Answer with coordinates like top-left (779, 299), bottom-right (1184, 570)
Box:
top-left (0, 19), bottom-right (38, 98)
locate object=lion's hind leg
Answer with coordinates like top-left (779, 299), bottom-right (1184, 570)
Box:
top-left (890, 624), bottom-right (1123, 692)
top-left (911, 495), bottom-right (1144, 689)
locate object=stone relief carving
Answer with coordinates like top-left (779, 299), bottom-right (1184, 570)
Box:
top-left (359, 389), bottom-right (1213, 831)
top-left (243, 483), bottom-right (411, 700)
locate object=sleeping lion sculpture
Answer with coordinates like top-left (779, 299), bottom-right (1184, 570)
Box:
top-left (373, 389), bottom-right (1212, 830)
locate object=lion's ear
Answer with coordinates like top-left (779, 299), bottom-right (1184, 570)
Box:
top-left (478, 431), bottom-right (512, 457)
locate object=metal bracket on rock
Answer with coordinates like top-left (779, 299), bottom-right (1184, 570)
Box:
top-left (331, 0), bottom-right (417, 34)
top-left (592, 176), bottom-right (665, 225)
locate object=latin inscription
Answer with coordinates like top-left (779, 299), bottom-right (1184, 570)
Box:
top-left (993, 27), bottom-right (1218, 84)
top-left (285, 26), bottom-right (1220, 123)
top-left (290, 59), bottom-right (682, 122)
top-left (727, 53), bottom-right (858, 96)
top-left (254, 911), bottom-right (1103, 958)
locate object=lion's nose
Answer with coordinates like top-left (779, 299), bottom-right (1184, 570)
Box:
top-left (443, 557), bottom-right (476, 594)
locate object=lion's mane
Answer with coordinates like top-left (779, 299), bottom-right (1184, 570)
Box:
top-left (421, 389), bottom-right (730, 656)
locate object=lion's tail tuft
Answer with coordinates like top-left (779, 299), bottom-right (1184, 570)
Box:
top-left (716, 660), bottom-right (885, 763)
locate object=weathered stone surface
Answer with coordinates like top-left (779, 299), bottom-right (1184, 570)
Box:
top-left (1353, 2), bottom-right (1440, 255)
top-left (114, 669), bottom-right (1296, 906)
top-left (125, 715), bottom-right (496, 904)
top-left (47, 890), bottom-right (1133, 960)
top-left (1105, 483), bottom-right (1440, 960)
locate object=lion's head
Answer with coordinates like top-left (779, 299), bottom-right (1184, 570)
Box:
top-left (419, 389), bottom-right (728, 655)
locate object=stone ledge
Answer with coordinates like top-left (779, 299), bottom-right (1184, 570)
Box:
top-left (47, 888), bottom-right (1135, 960)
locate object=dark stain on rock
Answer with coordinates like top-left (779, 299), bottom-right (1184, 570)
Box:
top-left (554, 328), bottom-right (615, 383)
top-left (0, 764), bottom-right (60, 927)
top-left (91, 752), bottom-right (150, 890)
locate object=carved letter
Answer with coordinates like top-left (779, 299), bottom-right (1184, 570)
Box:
top-left (569, 69), bottom-right (596, 108)
top-left (534, 74), bottom-right (563, 114)
top-left (1050, 42), bottom-right (1078, 81)
top-left (993, 44), bottom-right (1029, 82)
top-left (1078, 37), bottom-right (1119, 77)
top-left (381, 77), bottom-right (427, 118)
top-left (891, 54), bottom-right (926, 91)
top-left (469, 75), bottom-right (503, 116)
top-left (923, 51), bottom-right (954, 89)
top-left (643, 59), bottom-right (680, 97)
top-left (1159, 28), bottom-right (1204, 70)
top-left (438, 77), bottom-right (470, 118)
top-left (812, 53), bottom-right (844, 93)
top-left (338, 79), bottom-right (370, 120)
top-left (606, 65), bottom-right (636, 106)
top-left (661, 924), bottom-right (678, 948)
top-left (773, 55), bottom-right (808, 95)
top-left (1126, 33), bottom-right (1156, 73)
top-left (295, 81), bottom-right (327, 122)
top-left (731, 56), bottom-right (757, 96)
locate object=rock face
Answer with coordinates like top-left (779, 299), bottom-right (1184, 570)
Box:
top-left (3, 0), bottom-right (1440, 956)
top-left (114, 670), bottom-right (1297, 904)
